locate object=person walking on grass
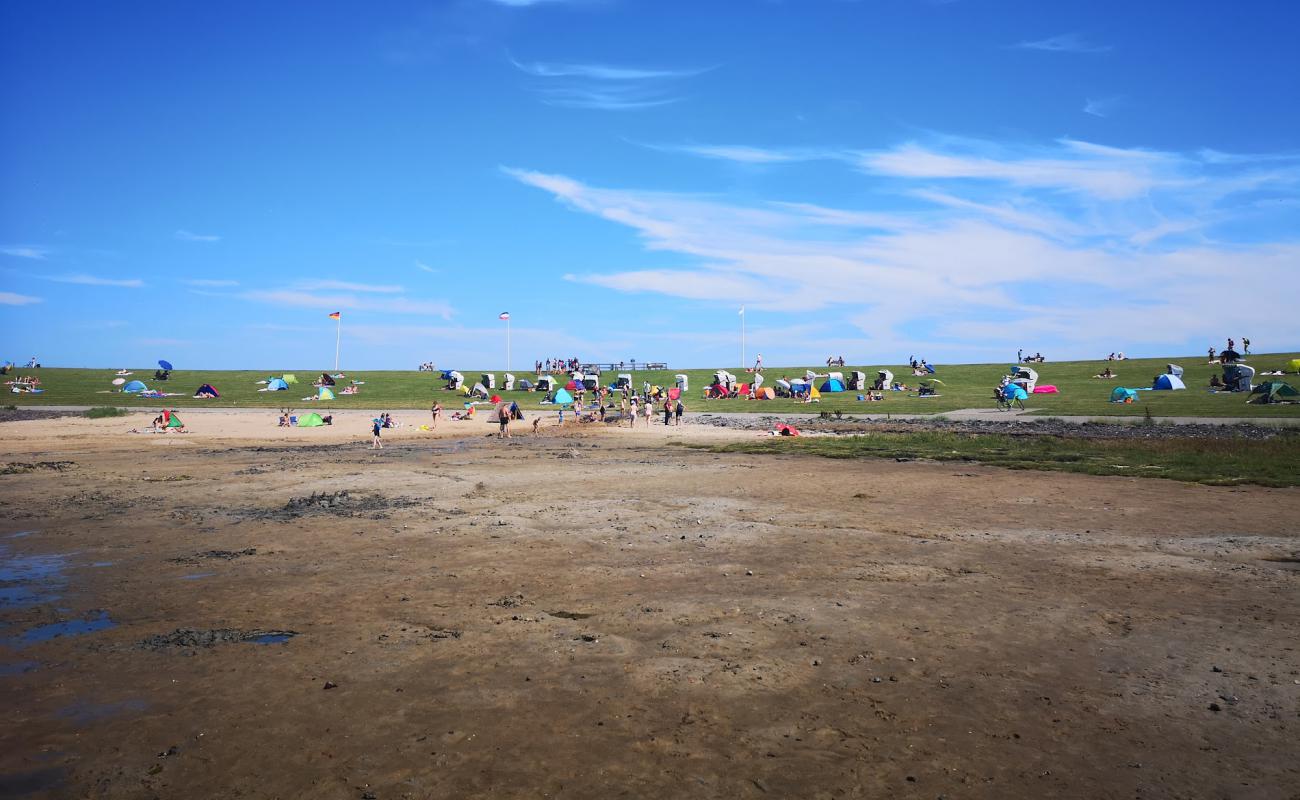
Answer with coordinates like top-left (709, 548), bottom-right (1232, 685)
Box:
top-left (1242, 337), bottom-right (1251, 355)
top-left (371, 417), bottom-right (383, 450)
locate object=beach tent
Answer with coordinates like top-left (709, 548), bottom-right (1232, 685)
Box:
top-left (1152, 374), bottom-right (1185, 390)
top-left (1223, 363), bottom-right (1255, 392)
top-left (756, 387), bottom-right (775, 400)
top-left (553, 388), bottom-right (573, 405)
top-left (298, 412), bottom-right (325, 427)
top-left (564, 380), bottom-right (578, 391)
top-left (1002, 384), bottom-right (1029, 402)
top-left (713, 370), bottom-right (737, 390)
top-left (1110, 387), bottom-right (1139, 403)
top-left (282, 374), bottom-right (298, 384)
top-left (535, 376), bottom-right (554, 391)
top-left (1167, 364), bottom-right (1184, 377)
top-left (440, 369), bottom-right (456, 380)
top-left (193, 383), bottom-right (219, 397)
top-left (123, 380), bottom-right (147, 393)
top-left (267, 378), bottom-right (289, 391)
top-left (518, 379), bottom-right (533, 390)
top-left (162, 410), bottom-right (185, 429)
top-left (737, 383), bottom-right (751, 396)
top-left (317, 386), bottom-right (335, 400)
top-left (503, 373), bottom-right (516, 391)
top-left (1286, 359), bottom-right (1300, 373)
top-left (1249, 381), bottom-right (1299, 404)
top-left (1011, 367), bottom-right (1039, 392)
top-left (809, 386), bottom-right (822, 400)
top-left (820, 378), bottom-right (845, 392)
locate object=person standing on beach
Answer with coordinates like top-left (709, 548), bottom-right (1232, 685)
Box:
top-left (674, 397), bottom-right (684, 426)
top-left (497, 403), bottom-right (512, 438)
top-left (430, 401), bottom-right (442, 430)
top-left (371, 417), bottom-right (383, 449)
top-left (663, 396), bottom-right (673, 426)
top-left (628, 395), bottom-right (638, 427)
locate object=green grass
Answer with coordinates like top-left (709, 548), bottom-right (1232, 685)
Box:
top-left (84, 406), bottom-right (131, 419)
top-left (693, 430), bottom-right (1300, 487)
top-left (4, 353), bottom-right (1299, 417)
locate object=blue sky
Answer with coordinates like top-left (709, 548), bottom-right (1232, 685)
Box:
top-left (3, 0), bottom-right (1298, 370)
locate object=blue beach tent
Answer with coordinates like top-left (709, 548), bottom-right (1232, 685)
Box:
top-left (553, 388), bottom-right (573, 405)
top-left (820, 378), bottom-right (845, 392)
top-left (1001, 384), bottom-right (1029, 401)
top-left (267, 378), bottom-right (289, 391)
top-left (123, 380), bottom-right (147, 393)
top-left (1110, 387), bottom-right (1139, 403)
top-left (1152, 374), bottom-right (1185, 390)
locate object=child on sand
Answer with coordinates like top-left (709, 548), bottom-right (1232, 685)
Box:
top-left (371, 417), bottom-right (383, 449)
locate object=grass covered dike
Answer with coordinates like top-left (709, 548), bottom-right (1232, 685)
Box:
top-left (695, 429), bottom-right (1300, 487)
top-left (6, 351), bottom-right (1300, 418)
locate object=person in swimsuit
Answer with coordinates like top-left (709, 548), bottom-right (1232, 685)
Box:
top-left (371, 417), bottom-right (383, 449)
top-left (497, 403), bottom-right (511, 438)
top-left (430, 402), bottom-right (442, 430)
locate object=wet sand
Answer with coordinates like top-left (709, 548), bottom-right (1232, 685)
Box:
top-left (1, 418), bottom-right (1298, 799)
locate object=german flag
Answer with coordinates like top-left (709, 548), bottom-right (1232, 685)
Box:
top-left (328, 312), bottom-right (341, 319)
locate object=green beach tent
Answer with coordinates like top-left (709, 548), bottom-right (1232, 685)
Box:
top-left (283, 374), bottom-right (298, 384)
top-left (317, 387), bottom-right (335, 400)
top-left (1286, 359), bottom-right (1300, 373)
top-left (298, 412), bottom-right (325, 427)
top-left (164, 412), bottom-right (185, 428)
top-left (1248, 381), bottom-right (1299, 404)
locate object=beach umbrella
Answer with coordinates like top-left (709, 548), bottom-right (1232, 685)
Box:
top-left (158, 359), bottom-right (174, 371)
top-left (112, 378), bottom-right (126, 386)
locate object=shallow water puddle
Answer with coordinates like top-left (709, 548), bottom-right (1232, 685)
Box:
top-left (0, 545), bottom-right (68, 608)
top-left (4, 611), bottom-right (116, 648)
top-left (55, 698), bottom-right (148, 724)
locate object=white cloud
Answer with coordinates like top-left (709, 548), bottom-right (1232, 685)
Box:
top-left (486, 0), bottom-right (572, 5)
top-left (185, 278), bottom-right (239, 287)
top-left (538, 87), bottom-right (681, 111)
top-left (511, 59), bottom-right (704, 80)
top-left (174, 230), bottom-right (221, 242)
top-left (643, 142), bottom-right (835, 165)
top-left (1, 246), bottom-right (48, 260)
top-left (505, 135), bottom-right (1300, 358)
top-left (0, 292), bottom-right (42, 305)
top-left (304, 280), bottom-right (405, 294)
top-left (1083, 96), bottom-right (1122, 118)
top-left (242, 289), bottom-right (454, 319)
top-left (1015, 33), bottom-right (1111, 53)
top-left (47, 273), bottom-right (144, 288)
top-left (415, 261), bottom-right (438, 273)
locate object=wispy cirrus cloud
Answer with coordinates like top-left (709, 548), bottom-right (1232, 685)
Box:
top-left (301, 280), bottom-right (405, 294)
top-left (505, 134), bottom-right (1300, 358)
top-left (184, 278), bottom-right (239, 287)
top-left (1083, 96), bottom-right (1123, 118)
top-left (241, 289), bottom-right (454, 319)
top-left (1015, 33), bottom-right (1112, 53)
top-left (0, 292), bottom-right (42, 305)
top-left (1, 246), bottom-right (49, 260)
top-left (46, 273), bottom-right (144, 288)
top-left (174, 229), bottom-right (221, 242)
top-left (486, 0), bottom-right (574, 6)
top-left (511, 55), bottom-right (709, 110)
top-left (415, 260), bottom-right (438, 274)
top-left (640, 142), bottom-right (837, 165)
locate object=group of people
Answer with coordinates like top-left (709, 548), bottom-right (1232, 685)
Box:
top-left (908, 357), bottom-right (935, 375)
top-left (1105, 352), bottom-right (1127, 361)
top-left (6, 375), bottom-right (41, 392)
top-left (537, 357), bottom-right (583, 374)
top-left (1209, 337), bottom-right (1251, 362)
top-left (416, 362), bottom-right (438, 372)
top-left (1016, 350), bottom-right (1047, 363)
top-left (824, 355), bottom-right (845, 367)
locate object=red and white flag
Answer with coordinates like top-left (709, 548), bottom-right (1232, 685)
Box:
top-left (498, 312), bottom-right (510, 320)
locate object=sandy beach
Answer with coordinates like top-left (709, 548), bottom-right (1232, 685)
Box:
top-left (2, 416), bottom-right (1298, 799)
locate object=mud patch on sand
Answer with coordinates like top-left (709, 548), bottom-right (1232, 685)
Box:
top-left (168, 548), bottom-right (257, 565)
top-left (1, 460), bottom-right (75, 475)
top-left (238, 491), bottom-right (420, 521)
top-left (137, 628), bottom-right (298, 651)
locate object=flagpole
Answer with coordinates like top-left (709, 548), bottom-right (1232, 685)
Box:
top-left (506, 316), bottom-right (511, 373)
top-left (334, 315), bottom-right (341, 371)
top-left (740, 307), bottom-right (746, 371)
